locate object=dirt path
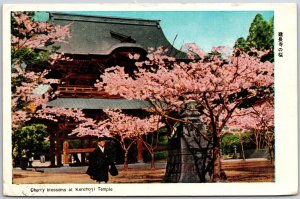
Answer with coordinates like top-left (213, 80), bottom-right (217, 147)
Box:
top-left (12, 159), bottom-right (274, 184)
top-left (223, 159), bottom-right (274, 182)
top-left (13, 168), bottom-right (166, 184)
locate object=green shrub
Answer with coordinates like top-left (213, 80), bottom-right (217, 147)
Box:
top-left (12, 124), bottom-right (49, 166)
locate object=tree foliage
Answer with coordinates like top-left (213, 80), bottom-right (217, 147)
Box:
top-left (234, 37), bottom-right (247, 51)
top-left (12, 124), bottom-right (49, 165)
top-left (221, 132), bottom-right (252, 154)
top-left (234, 14), bottom-right (274, 62)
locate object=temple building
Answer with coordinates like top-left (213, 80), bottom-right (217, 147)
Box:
top-left (40, 12), bottom-right (187, 166)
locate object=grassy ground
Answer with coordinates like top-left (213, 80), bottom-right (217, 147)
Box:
top-left (12, 159), bottom-right (274, 184)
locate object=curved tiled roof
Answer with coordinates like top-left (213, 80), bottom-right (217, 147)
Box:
top-left (47, 98), bottom-right (152, 109)
top-left (49, 12), bottom-right (188, 59)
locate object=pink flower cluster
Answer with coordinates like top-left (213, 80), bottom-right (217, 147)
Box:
top-left (35, 107), bottom-right (86, 123)
top-left (12, 110), bottom-right (30, 130)
top-left (72, 109), bottom-right (163, 139)
top-left (98, 47), bottom-right (274, 137)
top-left (228, 101), bottom-right (274, 134)
top-left (11, 12), bottom-right (72, 49)
top-left (11, 12), bottom-right (73, 129)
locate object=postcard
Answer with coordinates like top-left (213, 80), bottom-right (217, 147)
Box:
top-left (2, 3), bottom-right (298, 196)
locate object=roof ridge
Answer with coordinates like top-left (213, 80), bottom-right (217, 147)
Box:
top-left (49, 12), bottom-right (161, 26)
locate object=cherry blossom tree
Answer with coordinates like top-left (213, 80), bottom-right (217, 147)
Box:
top-left (70, 111), bottom-right (137, 171)
top-left (139, 131), bottom-right (160, 169)
top-left (10, 12), bottom-right (78, 167)
top-left (35, 106), bottom-right (86, 123)
top-left (71, 109), bottom-right (164, 170)
top-left (11, 12), bottom-right (72, 130)
top-left (135, 114), bottom-right (164, 169)
top-left (228, 99), bottom-right (274, 162)
top-left (97, 46), bottom-right (274, 182)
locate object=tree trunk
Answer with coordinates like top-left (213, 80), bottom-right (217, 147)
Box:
top-left (124, 151), bottom-right (128, 171)
top-left (266, 137), bottom-right (274, 165)
top-left (268, 145), bottom-right (274, 164)
top-left (259, 134), bottom-right (263, 149)
top-left (150, 152), bottom-right (155, 170)
top-left (255, 132), bottom-right (259, 150)
top-left (239, 135), bottom-right (246, 160)
top-left (212, 134), bottom-right (222, 182)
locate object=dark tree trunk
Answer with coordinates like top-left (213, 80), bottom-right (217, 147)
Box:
top-left (212, 134), bottom-right (222, 182)
top-left (255, 132), bottom-right (259, 150)
top-left (124, 151), bottom-right (128, 171)
top-left (240, 135), bottom-right (246, 160)
top-left (150, 152), bottom-right (155, 169)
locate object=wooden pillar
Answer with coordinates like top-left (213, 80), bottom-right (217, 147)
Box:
top-left (88, 139), bottom-right (92, 148)
top-left (55, 133), bottom-right (62, 167)
top-left (81, 139), bottom-right (86, 164)
top-left (87, 139), bottom-right (92, 164)
top-left (63, 141), bottom-right (69, 165)
top-left (50, 132), bottom-right (55, 167)
top-left (137, 138), bottom-right (143, 163)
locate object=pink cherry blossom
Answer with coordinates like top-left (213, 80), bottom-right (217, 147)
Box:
top-left (71, 109), bottom-right (164, 170)
top-left (11, 12), bottom-right (74, 130)
top-left (228, 100), bottom-right (274, 151)
top-left (97, 46), bottom-right (274, 181)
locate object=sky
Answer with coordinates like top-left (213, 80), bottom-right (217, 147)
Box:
top-left (37, 11), bottom-right (274, 52)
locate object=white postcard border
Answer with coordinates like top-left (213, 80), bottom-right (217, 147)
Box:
top-left (2, 3), bottom-right (298, 196)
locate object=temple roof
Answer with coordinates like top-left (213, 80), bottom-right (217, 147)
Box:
top-left (47, 98), bottom-right (152, 109)
top-left (49, 12), bottom-right (188, 59)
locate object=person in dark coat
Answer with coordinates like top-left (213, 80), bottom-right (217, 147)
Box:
top-left (86, 137), bottom-right (118, 183)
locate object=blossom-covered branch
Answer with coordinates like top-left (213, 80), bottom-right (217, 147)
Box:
top-left (97, 46), bottom-right (274, 181)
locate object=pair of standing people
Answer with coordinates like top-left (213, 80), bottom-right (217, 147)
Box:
top-left (86, 137), bottom-right (118, 183)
